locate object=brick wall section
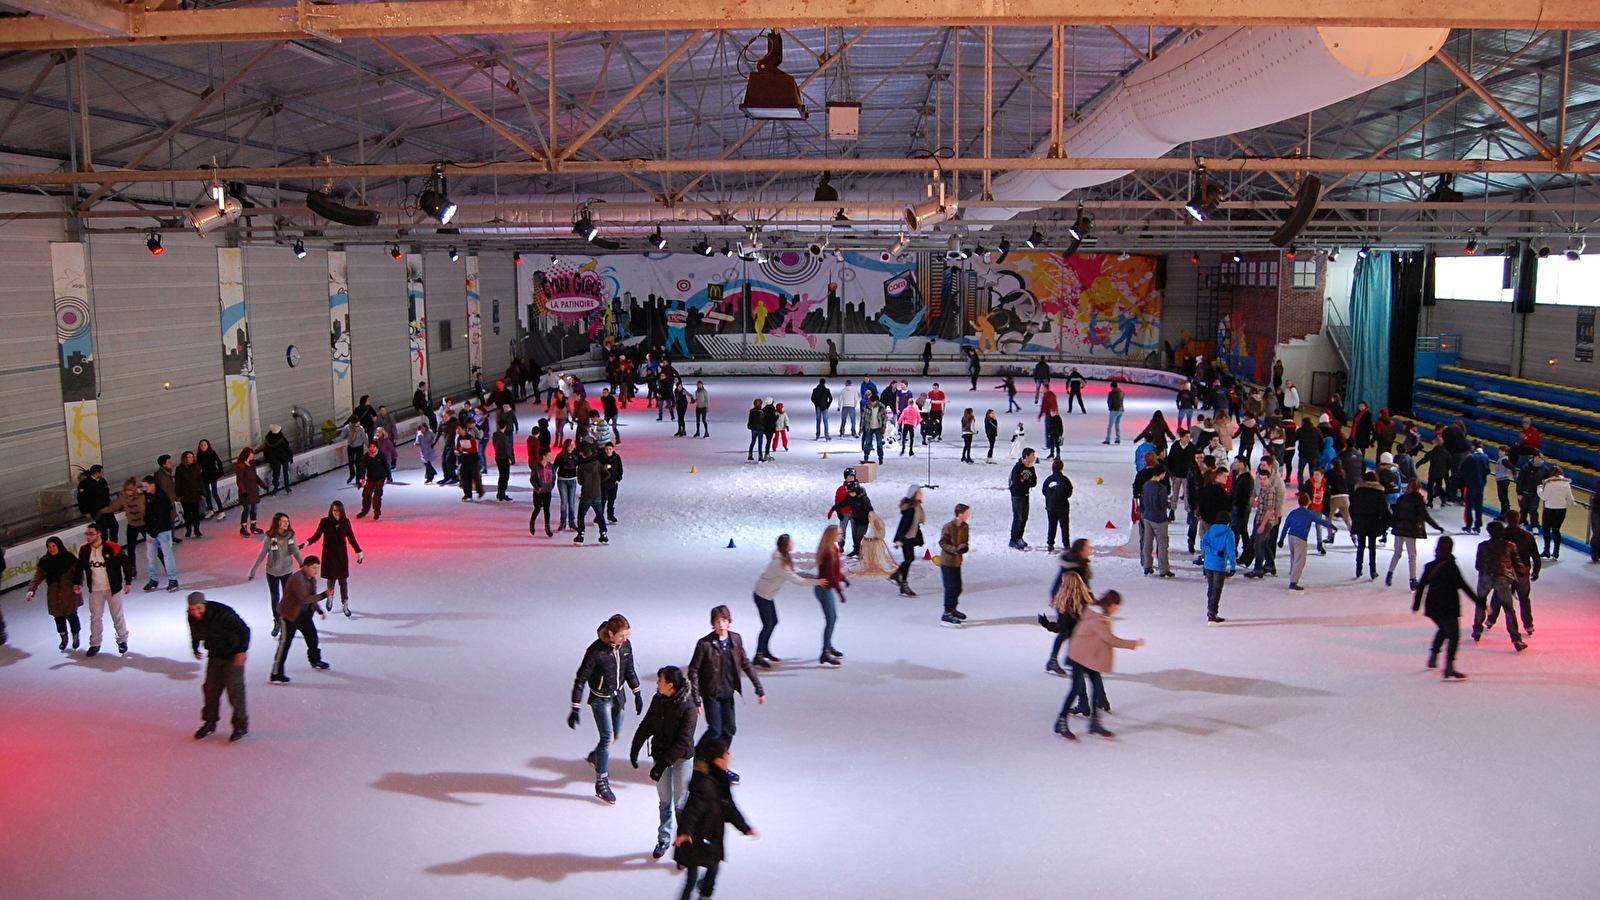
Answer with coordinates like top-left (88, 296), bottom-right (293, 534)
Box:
top-left (1277, 252), bottom-right (1326, 340)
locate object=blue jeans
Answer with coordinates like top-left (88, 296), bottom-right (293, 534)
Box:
top-left (557, 478), bottom-right (578, 528)
top-left (814, 408), bottom-right (830, 439)
top-left (753, 593), bottom-right (778, 659)
top-left (941, 564), bottom-right (962, 614)
top-left (861, 428), bottom-right (884, 463)
top-left (748, 429), bottom-right (766, 458)
top-left (1105, 410), bottom-right (1123, 441)
top-left (1463, 487), bottom-right (1484, 530)
top-left (839, 406), bottom-right (857, 435)
top-left (703, 696), bottom-right (737, 743)
top-left (813, 585), bottom-right (838, 655)
top-left (145, 529), bottom-right (177, 581)
top-left (1177, 409), bottom-right (1193, 430)
top-left (656, 758), bottom-right (693, 845)
top-left (588, 696), bottom-right (624, 777)
top-left (577, 498), bottom-right (607, 536)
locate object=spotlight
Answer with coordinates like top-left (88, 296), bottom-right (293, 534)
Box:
top-left (807, 237), bottom-right (828, 258)
top-left (996, 236), bottom-right (1011, 264)
top-left (1183, 167), bottom-right (1224, 221)
top-left (573, 207), bottom-right (599, 242)
top-left (447, 245), bottom-right (459, 261)
top-left (1231, 252), bottom-right (1242, 263)
top-left (1357, 245), bottom-right (1370, 259)
top-left (721, 242), bottom-right (734, 257)
top-left (1189, 251), bottom-right (1200, 264)
top-left (889, 233), bottom-right (907, 256)
top-left (146, 231), bottom-right (163, 255)
top-left (740, 31), bottom-right (807, 119)
top-left (1567, 234), bottom-right (1586, 261)
top-left (1328, 246), bottom-right (1341, 262)
top-left (390, 244), bottom-right (403, 261)
top-left (945, 233), bottom-right (969, 263)
top-left (189, 183), bottom-right (243, 234)
top-left (1285, 245), bottom-right (1297, 260)
top-left (649, 226), bottom-right (667, 250)
top-left (903, 200), bottom-right (948, 231)
top-left (1537, 243), bottom-right (1551, 259)
top-left (1025, 225), bottom-right (1044, 249)
top-left (1464, 238), bottom-right (1478, 255)
top-left (513, 251), bottom-right (522, 264)
top-left (417, 164), bottom-right (457, 225)
top-left (1067, 205), bottom-right (1093, 241)
top-left (292, 239), bottom-right (306, 259)
top-left (692, 237), bottom-right (713, 257)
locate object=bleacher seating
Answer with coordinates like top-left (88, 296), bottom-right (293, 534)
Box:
top-left (1413, 366), bottom-right (1600, 494)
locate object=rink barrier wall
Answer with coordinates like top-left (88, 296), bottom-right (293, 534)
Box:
top-left (1, 416), bottom-right (421, 593)
top-left (557, 361), bottom-right (1189, 390)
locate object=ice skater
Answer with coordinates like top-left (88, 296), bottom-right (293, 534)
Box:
top-left (631, 665), bottom-right (699, 859)
top-left (937, 504), bottom-right (971, 627)
top-left (1043, 539), bottom-right (1091, 676)
top-left (301, 501), bottom-right (362, 617)
top-left (830, 481), bottom-right (873, 559)
top-left (1201, 511), bottom-right (1237, 624)
top-left (1277, 492), bottom-right (1337, 592)
top-left (187, 591), bottom-right (251, 742)
top-left (269, 556), bottom-right (332, 684)
top-left (356, 442), bottom-right (390, 520)
top-left (811, 527), bottom-right (849, 666)
top-left (1412, 537), bottom-right (1472, 680)
top-left (750, 534), bottom-right (822, 668)
top-left (687, 606), bottom-right (766, 752)
top-left (1057, 591), bottom-right (1144, 741)
top-left (984, 410), bottom-right (999, 462)
top-left (672, 737), bottom-right (757, 900)
top-left (1386, 479), bottom-right (1445, 590)
top-left (74, 523), bottom-right (135, 657)
top-left (891, 486), bottom-right (925, 597)
top-left (26, 537), bottom-right (81, 651)
top-left (1008, 448), bottom-right (1038, 550)
top-left (248, 513), bottom-right (304, 638)
top-left (569, 614), bottom-right (642, 804)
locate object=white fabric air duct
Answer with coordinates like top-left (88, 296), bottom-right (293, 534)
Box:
top-left (969, 25), bottom-right (1450, 221)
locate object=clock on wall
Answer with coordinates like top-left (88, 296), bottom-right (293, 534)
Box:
top-left (286, 345), bottom-right (300, 368)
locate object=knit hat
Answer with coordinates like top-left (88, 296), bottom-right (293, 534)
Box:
top-left (186, 591), bottom-right (207, 605)
top-left (1379, 452), bottom-right (1394, 464)
top-left (269, 424), bottom-right (282, 434)
top-left (904, 483), bottom-right (922, 500)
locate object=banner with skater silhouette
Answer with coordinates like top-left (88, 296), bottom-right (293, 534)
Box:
top-left (519, 250), bottom-right (1161, 363)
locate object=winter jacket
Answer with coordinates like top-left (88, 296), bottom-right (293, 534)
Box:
top-left (1229, 471), bottom-right (1255, 518)
top-left (1068, 605), bottom-right (1137, 674)
top-left (938, 518), bottom-right (969, 567)
top-left (530, 462), bottom-right (556, 494)
top-left (754, 550), bottom-right (813, 600)
top-left (1008, 460), bottom-right (1037, 497)
top-left (492, 430), bottom-right (514, 466)
top-left (1413, 555), bottom-right (1475, 621)
top-left (811, 385), bottom-right (833, 410)
top-left (576, 453), bottom-right (605, 502)
top-left (1390, 492), bottom-right (1442, 538)
top-left (862, 401), bottom-right (889, 431)
top-left (198, 446), bottom-right (225, 483)
top-left (263, 431), bottom-right (294, 465)
top-left (1196, 482), bottom-right (1231, 524)
top-left (102, 487), bottom-right (146, 528)
top-left (761, 404), bottom-right (778, 435)
top-left (1457, 451), bottom-right (1490, 492)
top-left (897, 404), bottom-right (922, 429)
top-left (746, 407), bottom-right (764, 431)
top-left (630, 691), bottom-right (698, 774)
top-left (154, 467), bottom-right (178, 503)
top-left (360, 452), bottom-right (392, 484)
top-left (1139, 477), bottom-right (1172, 523)
top-left (188, 601), bottom-right (251, 659)
top-left (1041, 472), bottom-right (1074, 513)
top-left (143, 489), bottom-right (175, 535)
top-left (1166, 439), bottom-right (1199, 479)
top-left (571, 638), bottom-right (641, 705)
top-left (416, 428), bottom-right (439, 465)
top-left (674, 762), bottom-right (751, 868)
top-left (601, 451), bottom-right (623, 488)
top-left (1505, 525), bottom-right (1541, 579)
top-left (174, 462), bottom-right (205, 503)
top-left (894, 500), bottom-right (925, 547)
top-left (28, 554), bottom-right (81, 617)
top-left (830, 488), bottom-right (872, 524)
top-left (277, 570), bottom-right (326, 621)
top-left (1538, 475), bottom-right (1575, 510)
top-left (686, 630), bottom-right (763, 705)
top-left (1107, 387), bottom-right (1124, 411)
top-left (235, 462), bottom-right (267, 505)
top-left (249, 529), bottom-right (304, 579)
top-left (1201, 523), bottom-right (1237, 572)
top-left (1474, 537), bottom-right (1520, 580)
top-left (76, 541), bottom-right (135, 593)
top-left (836, 384), bottom-right (857, 409)
top-left (77, 475), bottom-right (111, 518)
top-left (303, 515), bottom-right (361, 581)
top-left (1349, 485), bottom-right (1393, 537)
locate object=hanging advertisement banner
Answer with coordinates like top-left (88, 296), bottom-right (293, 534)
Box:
top-left (406, 252), bottom-right (429, 389)
top-left (1577, 307), bottom-right (1595, 363)
top-left (50, 241), bottom-right (103, 475)
top-left (466, 255), bottom-right (483, 379)
top-left (328, 249), bottom-right (354, 423)
top-left (218, 247), bottom-right (260, 456)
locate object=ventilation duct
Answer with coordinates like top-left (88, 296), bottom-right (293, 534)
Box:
top-left (970, 26), bottom-right (1448, 221)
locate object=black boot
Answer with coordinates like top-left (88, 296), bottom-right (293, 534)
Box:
top-left (1426, 649), bottom-right (1439, 669)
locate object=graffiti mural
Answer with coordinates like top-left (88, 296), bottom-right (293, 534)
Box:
top-left (327, 249), bottom-right (354, 424)
top-left (218, 247), bottom-right (261, 455)
top-left (50, 242), bottom-right (102, 475)
top-left (406, 253), bottom-right (428, 387)
top-left (518, 250), bottom-right (1162, 362)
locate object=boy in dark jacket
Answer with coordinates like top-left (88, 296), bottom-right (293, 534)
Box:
top-left (570, 614), bottom-right (642, 804)
top-left (631, 665), bottom-right (700, 859)
top-left (673, 737), bottom-right (755, 900)
top-left (1040, 461), bottom-right (1074, 552)
top-left (188, 592), bottom-right (251, 741)
top-left (686, 606), bottom-right (765, 753)
top-left (1412, 538), bottom-right (1473, 679)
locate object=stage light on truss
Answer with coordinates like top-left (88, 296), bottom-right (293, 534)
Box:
top-left (292, 239), bottom-right (306, 259)
top-left (418, 165), bottom-right (457, 225)
top-left (146, 231), bottom-right (163, 255)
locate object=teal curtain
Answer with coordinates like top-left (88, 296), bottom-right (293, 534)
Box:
top-left (1348, 251), bottom-right (1393, 414)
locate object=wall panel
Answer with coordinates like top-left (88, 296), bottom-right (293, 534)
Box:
top-left (245, 244), bottom-right (334, 440)
top-left (1427, 299), bottom-right (1515, 374)
top-left (347, 245), bottom-right (411, 413)
top-left (1523, 305), bottom-right (1600, 391)
top-left (0, 213), bottom-right (69, 525)
top-left (425, 250), bottom-right (470, 399)
top-left (478, 251), bottom-right (516, 380)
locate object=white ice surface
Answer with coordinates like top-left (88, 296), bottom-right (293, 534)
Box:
top-left (3, 378), bottom-right (1599, 900)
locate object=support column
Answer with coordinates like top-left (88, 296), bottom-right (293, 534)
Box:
top-left (328, 248), bottom-right (354, 424)
top-left (466, 253), bottom-right (483, 383)
top-left (217, 247), bottom-right (261, 456)
top-left (49, 241), bottom-right (102, 475)
top-left (406, 251), bottom-right (429, 389)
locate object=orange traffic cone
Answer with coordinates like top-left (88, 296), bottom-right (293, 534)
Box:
top-left (923, 548), bottom-right (933, 560)
top-left (1105, 520), bottom-right (1118, 529)
top-left (690, 466), bottom-right (697, 473)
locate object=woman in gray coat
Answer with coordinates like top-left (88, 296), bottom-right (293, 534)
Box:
top-left (248, 512), bottom-right (304, 638)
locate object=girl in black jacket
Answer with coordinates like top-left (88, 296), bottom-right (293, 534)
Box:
top-left (631, 666), bottom-right (699, 859)
top-left (1412, 537), bottom-right (1474, 679)
top-left (568, 614), bottom-right (641, 804)
top-left (1386, 479), bottom-right (1444, 590)
top-left (673, 737), bottom-right (756, 900)
top-left (892, 486), bottom-right (925, 597)
top-left (984, 410), bottom-right (1000, 462)
top-left (196, 439), bottom-right (226, 517)
top-left (1348, 473), bottom-right (1393, 580)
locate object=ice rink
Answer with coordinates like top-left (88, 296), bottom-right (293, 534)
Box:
top-left (3, 376), bottom-right (1598, 900)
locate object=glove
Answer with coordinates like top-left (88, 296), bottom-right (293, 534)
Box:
top-left (633, 690), bottom-right (643, 715)
top-left (1277, 541), bottom-right (1284, 548)
top-left (357, 552), bottom-right (364, 564)
top-left (650, 761), bottom-right (667, 782)
top-left (567, 706), bottom-right (580, 729)
top-left (630, 755), bottom-right (640, 769)
top-left (956, 544), bottom-right (969, 554)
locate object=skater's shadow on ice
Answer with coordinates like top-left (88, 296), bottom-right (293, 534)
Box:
top-left (1110, 702), bottom-right (1319, 737)
top-left (48, 652), bottom-right (200, 680)
top-left (1219, 612), bottom-right (1415, 629)
top-left (359, 610), bottom-right (519, 629)
top-left (0, 645), bottom-right (31, 666)
top-left (1114, 668), bottom-right (1335, 698)
top-left (373, 757), bottom-right (629, 805)
top-left (819, 658), bottom-right (964, 684)
top-left (316, 631), bottom-right (459, 648)
top-left (425, 850), bottom-right (657, 882)
top-left (957, 615), bottom-right (1038, 628)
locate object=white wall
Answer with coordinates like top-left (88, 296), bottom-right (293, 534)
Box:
top-left (1425, 299), bottom-right (1517, 375)
top-left (0, 198), bottom-right (70, 526)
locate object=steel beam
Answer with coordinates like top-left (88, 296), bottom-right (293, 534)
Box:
top-left (370, 37), bottom-right (546, 160)
top-left (1, 1), bottom-right (1597, 51)
top-left (1433, 52), bottom-right (1558, 160)
top-left (5, 0), bottom-right (128, 37)
top-left (558, 30), bottom-right (706, 161)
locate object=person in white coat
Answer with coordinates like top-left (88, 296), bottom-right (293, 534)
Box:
top-left (750, 534), bottom-right (821, 668)
top-left (1536, 467), bottom-right (1574, 559)
top-left (837, 380), bottom-right (860, 437)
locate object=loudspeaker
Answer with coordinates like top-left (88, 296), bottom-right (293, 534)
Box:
top-left (1513, 245), bottom-right (1537, 314)
top-left (1269, 175), bottom-right (1322, 248)
top-left (306, 191), bottom-right (381, 228)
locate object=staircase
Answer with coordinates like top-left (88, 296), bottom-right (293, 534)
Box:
top-left (1323, 297), bottom-right (1352, 371)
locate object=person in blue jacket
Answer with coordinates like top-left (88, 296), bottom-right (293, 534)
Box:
top-left (1457, 442), bottom-right (1492, 534)
top-left (1201, 510), bottom-right (1237, 624)
top-left (1278, 492), bottom-right (1338, 592)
